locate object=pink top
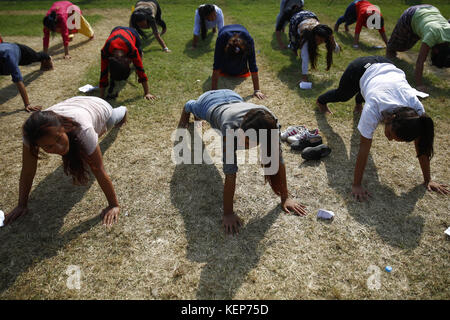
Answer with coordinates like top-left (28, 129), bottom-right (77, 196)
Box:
top-left (43, 1), bottom-right (82, 48)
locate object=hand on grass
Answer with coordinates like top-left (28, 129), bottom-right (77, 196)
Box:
top-left (425, 181), bottom-right (449, 195)
top-left (351, 184), bottom-right (371, 202)
top-left (4, 206), bottom-right (28, 226)
top-left (101, 206), bottom-right (120, 227)
top-left (64, 54), bottom-right (71, 60)
top-left (144, 93), bottom-right (156, 101)
top-left (222, 212), bottom-right (242, 236)
top-left (281, 198), bottom-right (307, 216)
top-left (253, 90), bottom-right (266, 100)
top-left (25, 105), bottom-right (42, 112)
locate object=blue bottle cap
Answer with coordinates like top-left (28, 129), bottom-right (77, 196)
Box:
top-left (385, 266), bottom-right (392, 272)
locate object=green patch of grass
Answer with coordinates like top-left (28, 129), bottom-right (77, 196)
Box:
top-left (0, 14), bottom-right (103, 37)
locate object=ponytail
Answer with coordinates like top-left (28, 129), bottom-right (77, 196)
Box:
top-left (198, 4), bottom-right (215, 40)
top-left (417, 115), bottom-right (434, 160)
top-left (390, 107), bottom-right (434, 160)
top-left (43, 10), bottom-right (58, 31)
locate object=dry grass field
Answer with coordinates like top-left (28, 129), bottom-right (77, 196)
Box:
top-left (0, 0), bottom-right (449, 299)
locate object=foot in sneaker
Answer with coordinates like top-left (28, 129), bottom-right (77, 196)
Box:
top-left (301, 144), bottom-right (331, 160)
top-left (291, 135), bottom-right (322, 151)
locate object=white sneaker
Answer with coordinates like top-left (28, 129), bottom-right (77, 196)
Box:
top-left (286, 128), bottom-right (320, 144)
top-left (280, 125), bottom-right (307, 141)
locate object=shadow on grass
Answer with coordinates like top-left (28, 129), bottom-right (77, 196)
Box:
top-left (314, 110), bottom-right (425, 248)
top-left (275, 42), bottom-right (335, 96)
top-left (0, 70), bottom-right (43, 114)
top-left (183, 32), bottom-right (215, 58)
top-left (202, 75), bottom-right (246, 94)
top-left (47, 38), bottom-right (92, 56)
top-left (0, 128), bottom-right (119, 295)
top-left (169, 126), bottom-right (282, 299)
top-left (335, 31), bottom-right (385, 53)
top-left (270, 31), bottom-right (291, 55)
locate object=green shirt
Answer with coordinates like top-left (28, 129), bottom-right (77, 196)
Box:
top-left (411, 6), bottom-right (450, 48)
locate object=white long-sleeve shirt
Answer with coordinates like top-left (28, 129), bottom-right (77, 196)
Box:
top-left (193, 5), bottom-right (224, 36)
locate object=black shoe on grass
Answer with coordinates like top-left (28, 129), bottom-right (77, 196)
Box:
top-left (291, 136), bottom-right (323, 151)
top-left (301, 144), bottom-right (331, 160)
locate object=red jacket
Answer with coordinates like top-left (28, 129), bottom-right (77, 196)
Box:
top-left (355, 1), bottom-right (385, 34)
top-left (100, 27), bottom-right (148, 88)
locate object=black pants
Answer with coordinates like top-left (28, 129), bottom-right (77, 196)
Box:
top-left (317, 56), bottom-right (392, 105)
top-left (17, 43), bottom-right (50, 66)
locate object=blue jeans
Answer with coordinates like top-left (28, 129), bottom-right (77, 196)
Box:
top-left (336, 0), bottom-right (361, 27)
top-left (184, 89), bottom-right (243, 121)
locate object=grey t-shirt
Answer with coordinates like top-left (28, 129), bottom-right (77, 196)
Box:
top-left (206, 102), bottom-right (283, 175)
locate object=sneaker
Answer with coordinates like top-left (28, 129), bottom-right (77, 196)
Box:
top-left (301, 144), bottom-right (331, 160)
top-left (291, 135), bottom-right (322, 151)
top-left (286, 128), bottom-right (320, 144)
top-left (281, 125), bottom-right (307, 141)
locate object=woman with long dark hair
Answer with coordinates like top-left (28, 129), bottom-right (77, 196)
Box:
top-left (386, 4), bottom-right (449, 92)
top-left (43, 1), bottom-right (94, 59)
top-left (4, 96), bottom-right (127, 226)
top-left (191, 4), bottom-right (224, 49)
top-left (129, 0), bottom-right (170, 52)
top-left (178, 89), bottom-right (308, 235)
top-left (212, 24), bottom-right (266, 99)
top-left (316, 56), bottom-right (448, 200)
top-left (288, 10), bottom-right (340, 86)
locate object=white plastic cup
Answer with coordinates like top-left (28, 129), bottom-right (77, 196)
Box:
top-left (445, 227), bottom-right (450, 237)
top-left (317, 209), bottom-right (335, 220)
top-left (299, 82), bottom-right (312, 90)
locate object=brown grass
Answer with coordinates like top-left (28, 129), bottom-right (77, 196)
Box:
top-left (0, 7), bottom-right (449, 300)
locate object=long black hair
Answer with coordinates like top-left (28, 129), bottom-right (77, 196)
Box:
top-left (43, 10), bottom-right (58, 32)
top-left (431, 42), bottom-right (450, 68)
top-left (240, 109), bottom-right (283, 196)
top-left (23, 110), bottom-right (90, 185)
top-left (130, 8), bottom-right (155, 38)
top-left (198, 4), bottom-right (216, 40)
top-left (299, 24), bottom-right (334, 70)
top-left (390, 107), bottom-right (434, 160)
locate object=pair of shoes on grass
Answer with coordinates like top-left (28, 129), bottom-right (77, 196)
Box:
top-left (281, 125), bottom-right (331, 160)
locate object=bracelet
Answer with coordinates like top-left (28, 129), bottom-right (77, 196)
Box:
top-left (254, 90), bottom-right (261, 93)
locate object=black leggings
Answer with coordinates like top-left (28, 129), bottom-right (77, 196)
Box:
top-left (17, 43), bottom-right (50, 66)
top-left (317, 56), bottom-right (392, 105)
